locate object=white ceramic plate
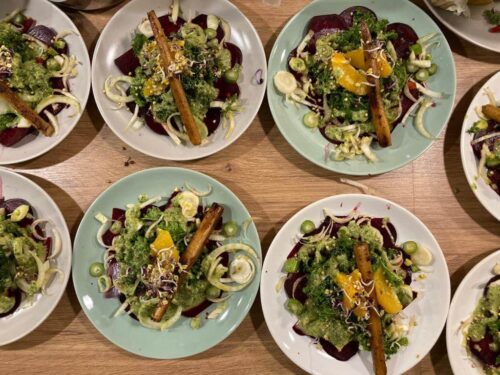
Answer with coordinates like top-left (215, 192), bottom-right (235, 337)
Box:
top-left (0, 0), bottom-right (91, 165)
top-left (0, 167), bottom-right (72, 345)
top-left (460, 70), bottom-right (500, 221)
top-left (92, 0), bottom-right (267, 161)
top-left (261, 194), bottom-right (450, 375)
top-left (424, 0), bottom-right (500, 53)
top-left (447, 249), bottom-right (500, 375)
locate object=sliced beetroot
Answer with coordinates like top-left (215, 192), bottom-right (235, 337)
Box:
top-left (293, 322), bottom-right (307, 336)
top-left (215, 78), bottom-right (240, 100)
top-left (468, 334), bottom-right (499, 367)
top-left (488, 169), bottom-right (500, 195)
top-left (287, 48), bottom-right (303, 82)
top-left (485, 275), bottom-right (500, 296)
top-left (182, 299), bottom-right (213, 317)
top-left (158, 14), bottom-right (185, 35)
top-left (319, 125), bottom-right (342, 145)
top-left (284, 272), bottom-right (305, 299)
top-left (21, 18), bottom-right (35, 33)
top-left (191, 14), bottom-right (208, 29)
top-left (43, 237), bottom-right (52, 260)
top-left (224, 42), bottom-right (243, 67)
top-left (369, 218), bottom-right (397, 248)
top-left (320, 338), bottom-right (359, 361)
top-left (27, 25), bottom-right (56, 46)
top-left (339, 6), bottom-right (377, 27)
top-left (216, 26), bottom-right (225, 42)
top-left (0, 127), bottom-right (32, 147)
top-left (204, 107), bottom-right (222, 135)
top-left (292, 275), bottom-right (308, 303)
top-left (0, 198), bottom-right (33, 215)
top-left (144, 111), bottom-right (168, 135)
top-left (397, 88), bottom-right (421, 124)
top-left (308, 15), bottom-right (347, 46)
top-left (386, 23), bottom-right (418, 59)
top-left (471, 121), bottom-right (499, 158)
top-left (102, 229), bottom-right (116, 247)
top-left (114, 48), bottom-right (140, 76)
top-left (104, 259), bottom-right (120, 298)
top-left (0, 288), bottom-right (22, 318)
top-left (112, 208), bottom-right (126, 222)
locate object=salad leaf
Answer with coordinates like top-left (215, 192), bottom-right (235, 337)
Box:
top-left (484, 9), bottom-right (500, 25)
top-left (132, 33), bottom-right (149, 56)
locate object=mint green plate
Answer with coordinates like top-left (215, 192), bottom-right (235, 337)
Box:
top-left (267, 0), bottom-right (456, 175)
top-left (72, 167), bottom-right (261, 359)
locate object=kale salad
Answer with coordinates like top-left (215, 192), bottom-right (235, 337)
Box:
top-left (273, 6), bottom-right (445, 163)
top-left (0, 9), bottom-right (80, 147)
top-left (462, 264), bottom-right (500, 375)
top-left (0, 197), bottom-right (61, 318)
top-left (91, 186), bottom-right (258, 331)
top-left (105, 0), bottom-right (243, 146)
top-left (281, 209), bottom-right (433, 361)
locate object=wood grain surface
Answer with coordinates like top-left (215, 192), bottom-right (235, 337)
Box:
top-left (2, 1), bottom-right (499, 374)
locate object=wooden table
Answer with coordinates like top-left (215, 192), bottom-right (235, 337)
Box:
top-left (2, 0), bottom-right (499, 374)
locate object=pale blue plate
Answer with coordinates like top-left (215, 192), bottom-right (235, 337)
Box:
top-left (267, 0), bottom-right (456, 175)
top-left (72, 167), bottom-right (261, 358)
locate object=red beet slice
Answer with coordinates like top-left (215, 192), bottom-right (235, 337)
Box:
top-left (339, 6), bottom-right (377, 27)
top-left (0, 127), bottom-right (32, 147)
top-left (320, 338), bottom-right (359, 361)
top-left (191, 14), bottom-right (208, 29)
top-left (386, 23), bottom-right (418, 59)
top-left (112, 208), bottom-right (126, 223)
top-left (145, 111), bottom-right (168, 135)
top-left (397, 88), bottom-right (421, 124)
top-left (0, 288), bottom-right (22, 318)
top-left (104, 258), bottom-right (121, 299)
top-left (204, 107), bottom-right (222, 135)
top-left (224, 42), bottom-right (243, 67)
top-left (114, 48), bottom-right (141, 76)
top-left (468, 334), bottom-right (499, 367)
top-left (308, 14), bottom-right (347, 46)
top-left (292, 275), bottom-right (308, 303)
top-left (182, 299), bottom-right (213, 317)
top-left (293, 322), bottom-right (307, 336)
top-left (0, 198), bottom-right (33, 215)
top-left (215, 78), bottom-right (240, 100)
top-left (27, 25), bottom-right (56, 46)
top-left (472, 121), bottom-right (499, 158)
top-left (21, 18), bottom-right (35, 33)
top-left (43, 237), bottom-right (52, 260)
top-left (485, 275), bottom-right (500, 296)
top-left (369, 217), bottom-right (397, 248)
top-left (158, 14), bottom-right (184, 35)
top-left (284, 272), bottom-right (305, 299)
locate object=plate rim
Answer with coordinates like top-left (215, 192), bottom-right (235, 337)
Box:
top-left (459, 69), bottom-right (500, 221)
top-left (260, 193), bottom-right (451, 374)
top-left (0, 0), bottom-right (91, 166)
top-left (266, 0), bottom-right (457, 176)
top-left (91, 0), bottom-right (267, 161)
top-left (446, 249), bottom-right (500, 375)
top-left (0, 167), bottom-right (72, 345)
top-left (423, 0), bottom-right (500, 54)
top-left (71, 166), bottom-right (262, 359)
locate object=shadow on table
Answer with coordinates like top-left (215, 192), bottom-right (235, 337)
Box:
top-left (430, 248), bottom-right (498, 372)
top-left (442, 73), bottom-right (500, 235)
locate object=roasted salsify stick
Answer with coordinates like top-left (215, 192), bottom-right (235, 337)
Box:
top-left (360, 22), bottom-right (392, 148)
top-left (353, 242), bottom-right (387, 375)
top-left (147, 10), bottom-right (201, 146)
top-left (0, 80), bottom-right (54, 136)
top-left (152, 203), bottom-right (224, 322)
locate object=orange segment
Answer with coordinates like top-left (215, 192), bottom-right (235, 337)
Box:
top-left (345, 47), bottom-right (393, 78)
top-left (330, 53), bottom-right (369, 96)
top-left (335, 269), bottom-right (367, 318)
top-left (150, 229), bottom-right (178, 260)
top-left (373, 267), bottom-right (403, 314)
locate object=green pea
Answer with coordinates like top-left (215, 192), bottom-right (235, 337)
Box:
top-left (286, 299), bottom-right (304, 316)
top-left (300, 220), bottom-right (315, 234)
top-left (303, 112), bottom-right (320, 128)
top-left (402, 241), bottom-right (418, 255)
top-left (206, 285), bottom-right (221, 299)
top-left (46, 58), bottom-right (61, 71)
top-left (223, 221), bottom-right (239, 237)
top-left (415, 69), bottom-right (429, 82)
top-left (54, 39), bottom-right (66, 50)
top-left (283, 258), bottom-right (300, 273)
top-left (289, 57), bottom-right (306, 73)
top-left (89, 262), bottom-right (105, 277)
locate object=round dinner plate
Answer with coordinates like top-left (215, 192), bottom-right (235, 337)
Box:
top-left (446, 249), bottom-right (500, 375)
top-left (0, 0), bottom-right (91, 165)
top-left (261, 194), bottom-right (450, 375)
top-left (460, 70), bottom-right (500, 221)
top-left (0, 168), bottom-right (72, 346)
top-left (92, 0), bottom-right (267, 161)
top-left (424, 0), bottom-right (500, 53)
top-left (72, 167), bottom-right (262, 359)
top-left (267, 0), bottom-right (456, 176)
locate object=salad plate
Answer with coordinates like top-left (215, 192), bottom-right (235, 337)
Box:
top-left (92, 0), bottom-right (266, 161)
top-left (0, 167), bottom-right (72, 345)
top-left (267, 0), bottom-right (456, 175)
top-left (447, 249), bottom-right (500, 375)
top-left (424, 0), bottom-right (500, 53)
top-left (0, 0), bottom-right (91, 165)
top-left (72, 167), bottom-right (261, 359)
top-left (261, 193), bottom-right (450, 375)
top-left (460, 70), bottom-right (500, 221)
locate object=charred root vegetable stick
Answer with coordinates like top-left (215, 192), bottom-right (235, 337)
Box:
top-left (147, 10), bottom-right (201, 146)
top-left (360, 22), bottom-right (392, 148)
top-left (0, 80), bottom-right (54, 137)
top-left (152, 203), bottom-right (224, 322)
top-left (482, 104), bottom-right (500, 123)
top-left (353, 242), bottom-right (387, 375)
